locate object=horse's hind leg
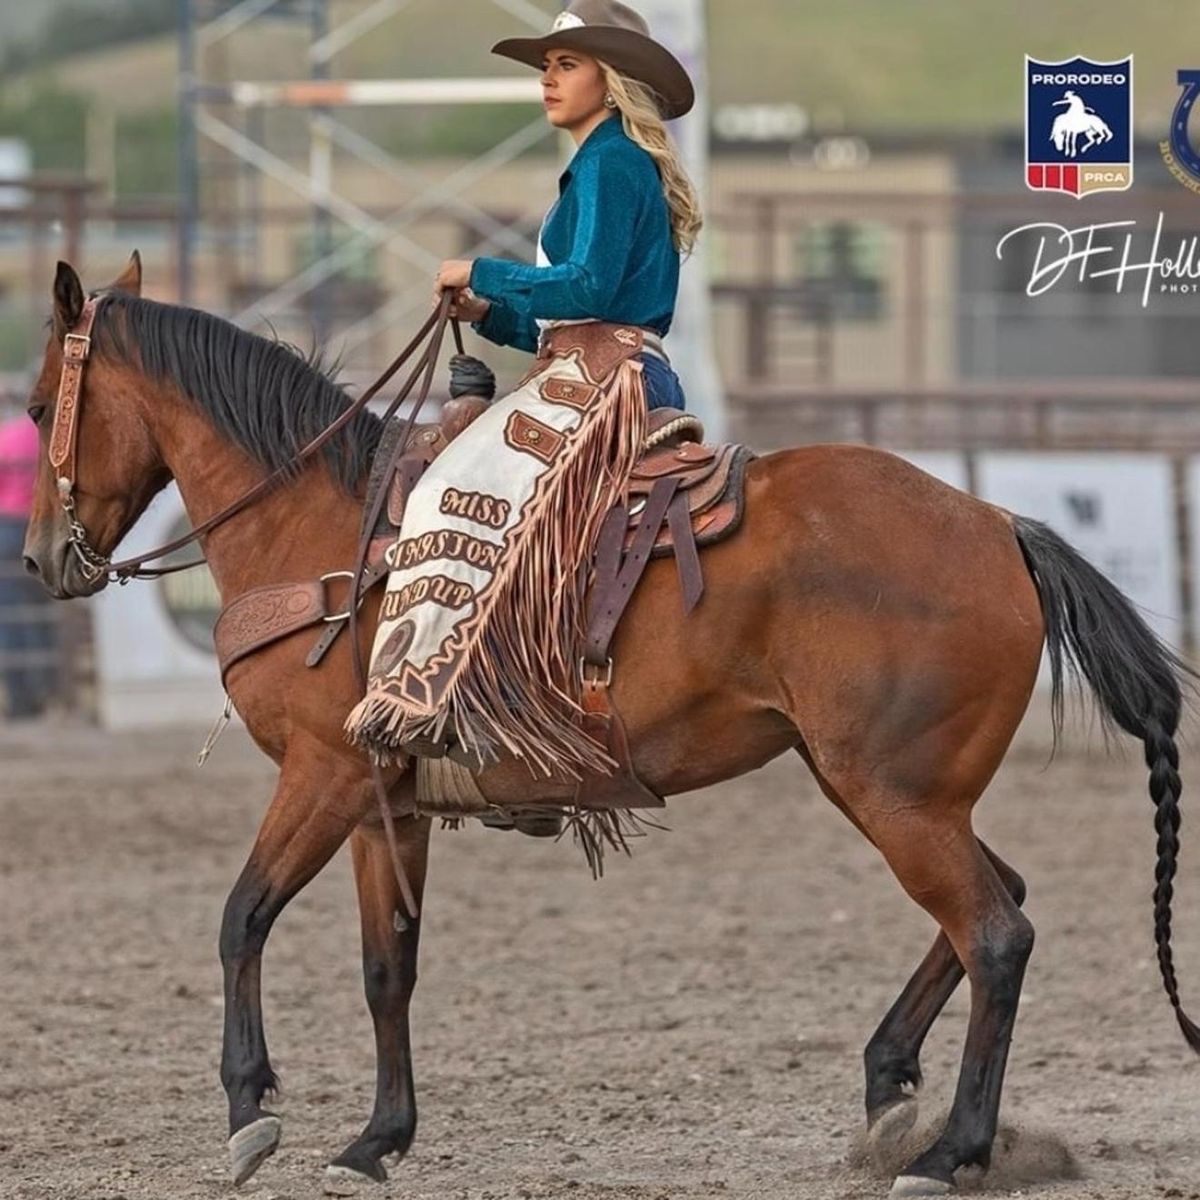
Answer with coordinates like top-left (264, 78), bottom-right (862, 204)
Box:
top-left (219, 739), bottom-right (375, 1185)
top-left (791, 664), bottom-right (1037, 1191)
top-left (864, 843), bottom-right (1026, 1147)
top-left (327, 804), bottom-right (431, 1191)
top-left (798, 745), bottom-right (1029, 1150)
top-left (862, 813), bottom-right (1034, 1196)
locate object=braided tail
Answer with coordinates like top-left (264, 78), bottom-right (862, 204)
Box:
top-left (1145, 713), bottom-right (1200, 1047)
top-left (1012, 515), bottom-right (1200, 1052)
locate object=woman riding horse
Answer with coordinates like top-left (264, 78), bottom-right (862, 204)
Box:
top-left (439, 0), bottom-right (698, 413)
top-left (345, 0), bottom-right (707, 771)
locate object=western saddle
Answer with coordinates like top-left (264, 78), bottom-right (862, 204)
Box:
top-left (214, 362), bottom-right (754, 818)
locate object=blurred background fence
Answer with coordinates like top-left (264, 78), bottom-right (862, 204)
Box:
top-left (1, 0), bottom-right (1199, 725)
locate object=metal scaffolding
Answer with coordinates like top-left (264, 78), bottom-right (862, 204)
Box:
top-left (176, 0), bottom-right (723, 431)
top-left (177, 0), bottom-right (550, 359)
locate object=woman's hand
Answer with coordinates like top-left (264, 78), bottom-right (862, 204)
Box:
top-left (432, 259), bottom-right (489, 321)
top-left (448, 288), bottom-right (491, 323)
top-left (432, 258), bottom-right (474, 301)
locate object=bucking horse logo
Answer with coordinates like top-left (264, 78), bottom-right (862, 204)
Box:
top-left (1026, 55), bottom-right (1133, 197)
top-left (1050, 90), bottom-right (1114, 158)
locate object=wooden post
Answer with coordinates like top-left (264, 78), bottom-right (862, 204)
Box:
top-left (903, 221), bottom-right (926, 386)
top-left (747, 291), bottom-right (768, 382)
top-left (62, 185), bottom-right (84, 267)
top-left (1172, 455), bottom-right (1194, 657)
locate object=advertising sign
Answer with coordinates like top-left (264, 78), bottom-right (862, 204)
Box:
top-left (977, 453), bottom-right (1182, 650)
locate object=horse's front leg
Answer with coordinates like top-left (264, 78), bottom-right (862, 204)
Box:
top-left (328, 792), bottom-right (431, 1191)
top-left (220, 739), bottom-right (375, 1186)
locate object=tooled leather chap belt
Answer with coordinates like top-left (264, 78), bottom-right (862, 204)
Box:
top-left (536, 321), bottom-right (669, 364)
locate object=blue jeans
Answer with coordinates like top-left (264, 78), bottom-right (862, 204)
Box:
top-left (638, 353), bottom-right (685, 411)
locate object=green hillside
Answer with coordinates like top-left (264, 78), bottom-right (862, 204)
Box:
top-left (2, 0), bottom-right (1195, 138)
top-left (712, 0), bottom-right (1189, 133)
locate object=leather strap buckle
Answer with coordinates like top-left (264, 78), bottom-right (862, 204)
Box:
top-left (63, 332), bottom-right (91, 362)
top-left (320, 570), bottom-right (360, 622)
top-left (579, 655), bottom-right (614, 687)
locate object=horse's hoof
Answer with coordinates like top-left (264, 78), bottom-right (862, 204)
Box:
top-left (890, 1175), bottom-right (952, 1197)
top-left (324, 1163), bottom-right (387, 1195)
top-left (867, 1096), bottom-right (919, 1153)
top-left (229, 1115), bottom-right (282, 1186)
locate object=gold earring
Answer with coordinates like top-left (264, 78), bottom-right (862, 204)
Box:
top-left (604, 93), bottom-right (617, 108)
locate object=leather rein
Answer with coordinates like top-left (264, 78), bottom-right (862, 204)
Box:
top-left (48, 291), bottom-right (462, 586)
top-left (48, 290), bottom-right (465, 923)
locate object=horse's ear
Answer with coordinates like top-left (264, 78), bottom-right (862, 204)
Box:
top-left (110, 249), bottom-right (142, 297)
top-left (53, 261), bottom-right (85, 333)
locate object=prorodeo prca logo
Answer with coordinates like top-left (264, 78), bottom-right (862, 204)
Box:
top-left (1161, 71), bottom-right (1200, 194)
top-left (1025, 55), bottom-right (1133, 197)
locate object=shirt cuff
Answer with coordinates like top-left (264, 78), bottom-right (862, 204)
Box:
top-left (472, 296), bottom-right (519, 347)
top-left (470, 256), bottom-right (522, 302)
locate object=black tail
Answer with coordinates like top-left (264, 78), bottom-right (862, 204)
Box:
top-left (1012, 514), bottom-right (1200, 1053)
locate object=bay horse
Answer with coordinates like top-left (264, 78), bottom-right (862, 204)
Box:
top-left (21, 255), bottom-right (1199, 1198)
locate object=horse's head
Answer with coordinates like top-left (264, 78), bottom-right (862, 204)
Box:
top-left (22, 252), bottom-right (173, 599)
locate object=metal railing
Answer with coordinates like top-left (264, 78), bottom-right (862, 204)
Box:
top-left (729, 379), bottom-right (1200, 452)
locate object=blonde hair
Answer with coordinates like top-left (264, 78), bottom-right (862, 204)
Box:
top-left (598, 61), bottom-right (703, 256)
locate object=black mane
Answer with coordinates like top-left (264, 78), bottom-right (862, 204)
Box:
top-left (93, 293), bottom-right (383, 495)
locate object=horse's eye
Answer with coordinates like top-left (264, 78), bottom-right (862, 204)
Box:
top-left (27, 404), bottom-right (46, 426)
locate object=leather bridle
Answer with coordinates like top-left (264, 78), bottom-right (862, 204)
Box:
top-left (47, 296), bottom-right (112, 584)
top-left (46, 291), bottom-right (462, 587)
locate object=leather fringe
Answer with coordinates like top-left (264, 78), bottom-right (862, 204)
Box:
top-left (345, 356), bottom-right (648, 780)
top-left (559, 805), bottom-right (668, 879)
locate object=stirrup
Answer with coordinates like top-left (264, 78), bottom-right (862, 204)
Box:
top-left (478, 810), bottom-right (564, 838)
top-left (397, 735), bottom-right (451, 759)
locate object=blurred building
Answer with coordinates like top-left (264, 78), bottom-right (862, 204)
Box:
top-left (4, 2), bottom-right (1200, 721)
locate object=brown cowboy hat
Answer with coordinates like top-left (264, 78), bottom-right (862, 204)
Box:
top-left (491, 0), bottom-right (695, 121)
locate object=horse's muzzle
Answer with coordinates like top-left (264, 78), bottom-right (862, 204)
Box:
top-left (23, 525), bottom-right (108, 600)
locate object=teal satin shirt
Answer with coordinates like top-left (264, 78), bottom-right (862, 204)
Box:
top-left (468, 114), bottom-right (679, 354)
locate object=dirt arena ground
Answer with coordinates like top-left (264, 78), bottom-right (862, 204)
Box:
top-left (2, 696), bottom-right (1199, 1200)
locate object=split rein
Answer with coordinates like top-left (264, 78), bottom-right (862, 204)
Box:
top-left (48, 290), bottom-right (463, 586)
